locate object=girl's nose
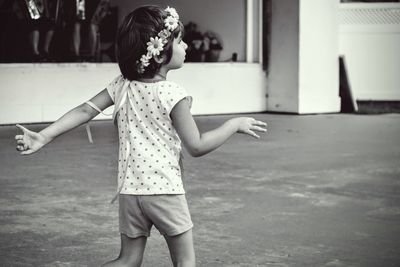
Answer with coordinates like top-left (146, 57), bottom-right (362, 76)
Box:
top-left (183, 41), bottom-right (188, 50)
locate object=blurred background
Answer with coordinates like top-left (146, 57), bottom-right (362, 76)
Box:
top-left (0, 0), bottom-right (398, 63)
top-left (0, 0), bottom-right (399, 124)
top-left (0, 0), bottom-right (250, 63)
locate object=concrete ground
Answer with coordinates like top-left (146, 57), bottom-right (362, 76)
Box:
top-left (0, 113), bottom-right (399, 267)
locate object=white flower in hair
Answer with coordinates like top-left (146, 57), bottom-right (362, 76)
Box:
top-left (158, 29), bottom-right (171, 40)
top-left (147, 37), bottom-right (164, 56)
top-left (137, 65), bottom-right (145, 74)
top-left (164, 16), bottom-right (178, 31)
top-left (140, 53), bottom-right (151, 67)
top-left (136, 7), bottom-right (181, 73)
top-left (165, 7), bottom-right (179, 19)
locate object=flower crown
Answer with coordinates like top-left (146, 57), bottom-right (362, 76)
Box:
top-left (137, 7), bottom-right (180, 74)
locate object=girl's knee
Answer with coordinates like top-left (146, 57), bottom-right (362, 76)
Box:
top-left (166, 230), bottom-right (195, 267)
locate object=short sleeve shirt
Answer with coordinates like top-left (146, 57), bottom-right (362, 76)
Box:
top-left (106, 75), bottom-right (192, 195)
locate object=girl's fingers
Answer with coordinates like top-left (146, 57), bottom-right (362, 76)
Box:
top-left (16, 124), bottom-right (28, 133)
top-left (16, 144), bottom-right (34, 155)
top-left (251, 126), bottom-right (267, 132)
top-left (253, 120), bottom-right (267, 127)
top-left (246, 130), bottom-right (260, 139)
top-left (16, 145), bottom-right (28, 151)
top-left (15, 135), bottom-right (24, 140)
top-left (15, 125), bottom-right (36, 155)
top-left (16, 140), bottom-right (25, 145)
top-left (21, 149), bottom-right (34, 155)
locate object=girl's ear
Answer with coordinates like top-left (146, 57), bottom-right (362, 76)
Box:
top-left (153, 54), bottom-right (166, 64)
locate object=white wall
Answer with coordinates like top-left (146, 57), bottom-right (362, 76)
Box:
top-left (0, 63), bottom-right (267, 125)
top-left (170, 63), bottom-right (267, 115)
top-left (267, 0), bottom-right (341, 114)
top-left (298, 0), bottom-right (341, 113)
top-left (339, 3), bottom-right (400, 101)
top-left (0, 64), bottom-right (119, 124)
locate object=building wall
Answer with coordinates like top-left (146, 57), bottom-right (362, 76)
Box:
top-left (0, 63), bottom-right (267, 125)
top-left (339, 3), bottom-right (400, 100)
top-left (267, 0), bottom-right (341, 114)
top-left (298, 0), bottom-right (340, 113)
top-left (267, 0), bottom-right (300, 112)
top-left (6, 1), bottom-right (397, 125)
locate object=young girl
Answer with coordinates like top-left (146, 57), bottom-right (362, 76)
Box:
top-left (15, 6), bottom-right (267, 267)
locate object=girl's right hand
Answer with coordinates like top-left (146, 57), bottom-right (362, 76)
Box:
top-left (230, 117), bottom-right (267, 139)
top-left (15, 124), bottom-right (49, 155)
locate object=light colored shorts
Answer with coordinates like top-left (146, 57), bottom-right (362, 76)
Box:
top-left (119, 194), bottom-right (193, 238)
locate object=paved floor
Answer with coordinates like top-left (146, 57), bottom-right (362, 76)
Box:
top-left (0, 113), bottom-right (399, 267)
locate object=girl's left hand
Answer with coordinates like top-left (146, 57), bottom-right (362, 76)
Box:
top-left (231, 117), bottom-right (268, 139)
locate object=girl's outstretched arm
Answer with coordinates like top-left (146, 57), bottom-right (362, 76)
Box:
top-left (171, 99), bottom-right (267, 157)
top-left (15, 89), bottom-right (113, 155)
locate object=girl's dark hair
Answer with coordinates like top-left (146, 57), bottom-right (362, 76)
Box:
top-left (116, 5), bottom-right (184, 81)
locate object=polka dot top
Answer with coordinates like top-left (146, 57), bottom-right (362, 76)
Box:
top-left (106, 75), bottom-right (192, 195)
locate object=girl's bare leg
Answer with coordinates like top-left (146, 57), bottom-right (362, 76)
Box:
top-left (165, 229), bottom-right (195, 267)
top-left (102, 234), bottom-right (147, 267)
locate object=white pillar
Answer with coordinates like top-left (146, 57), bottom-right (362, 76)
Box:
top-left (267, 0), bottom-right (341, 114)
top-left (246, 0), bottom-right (254, 63)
